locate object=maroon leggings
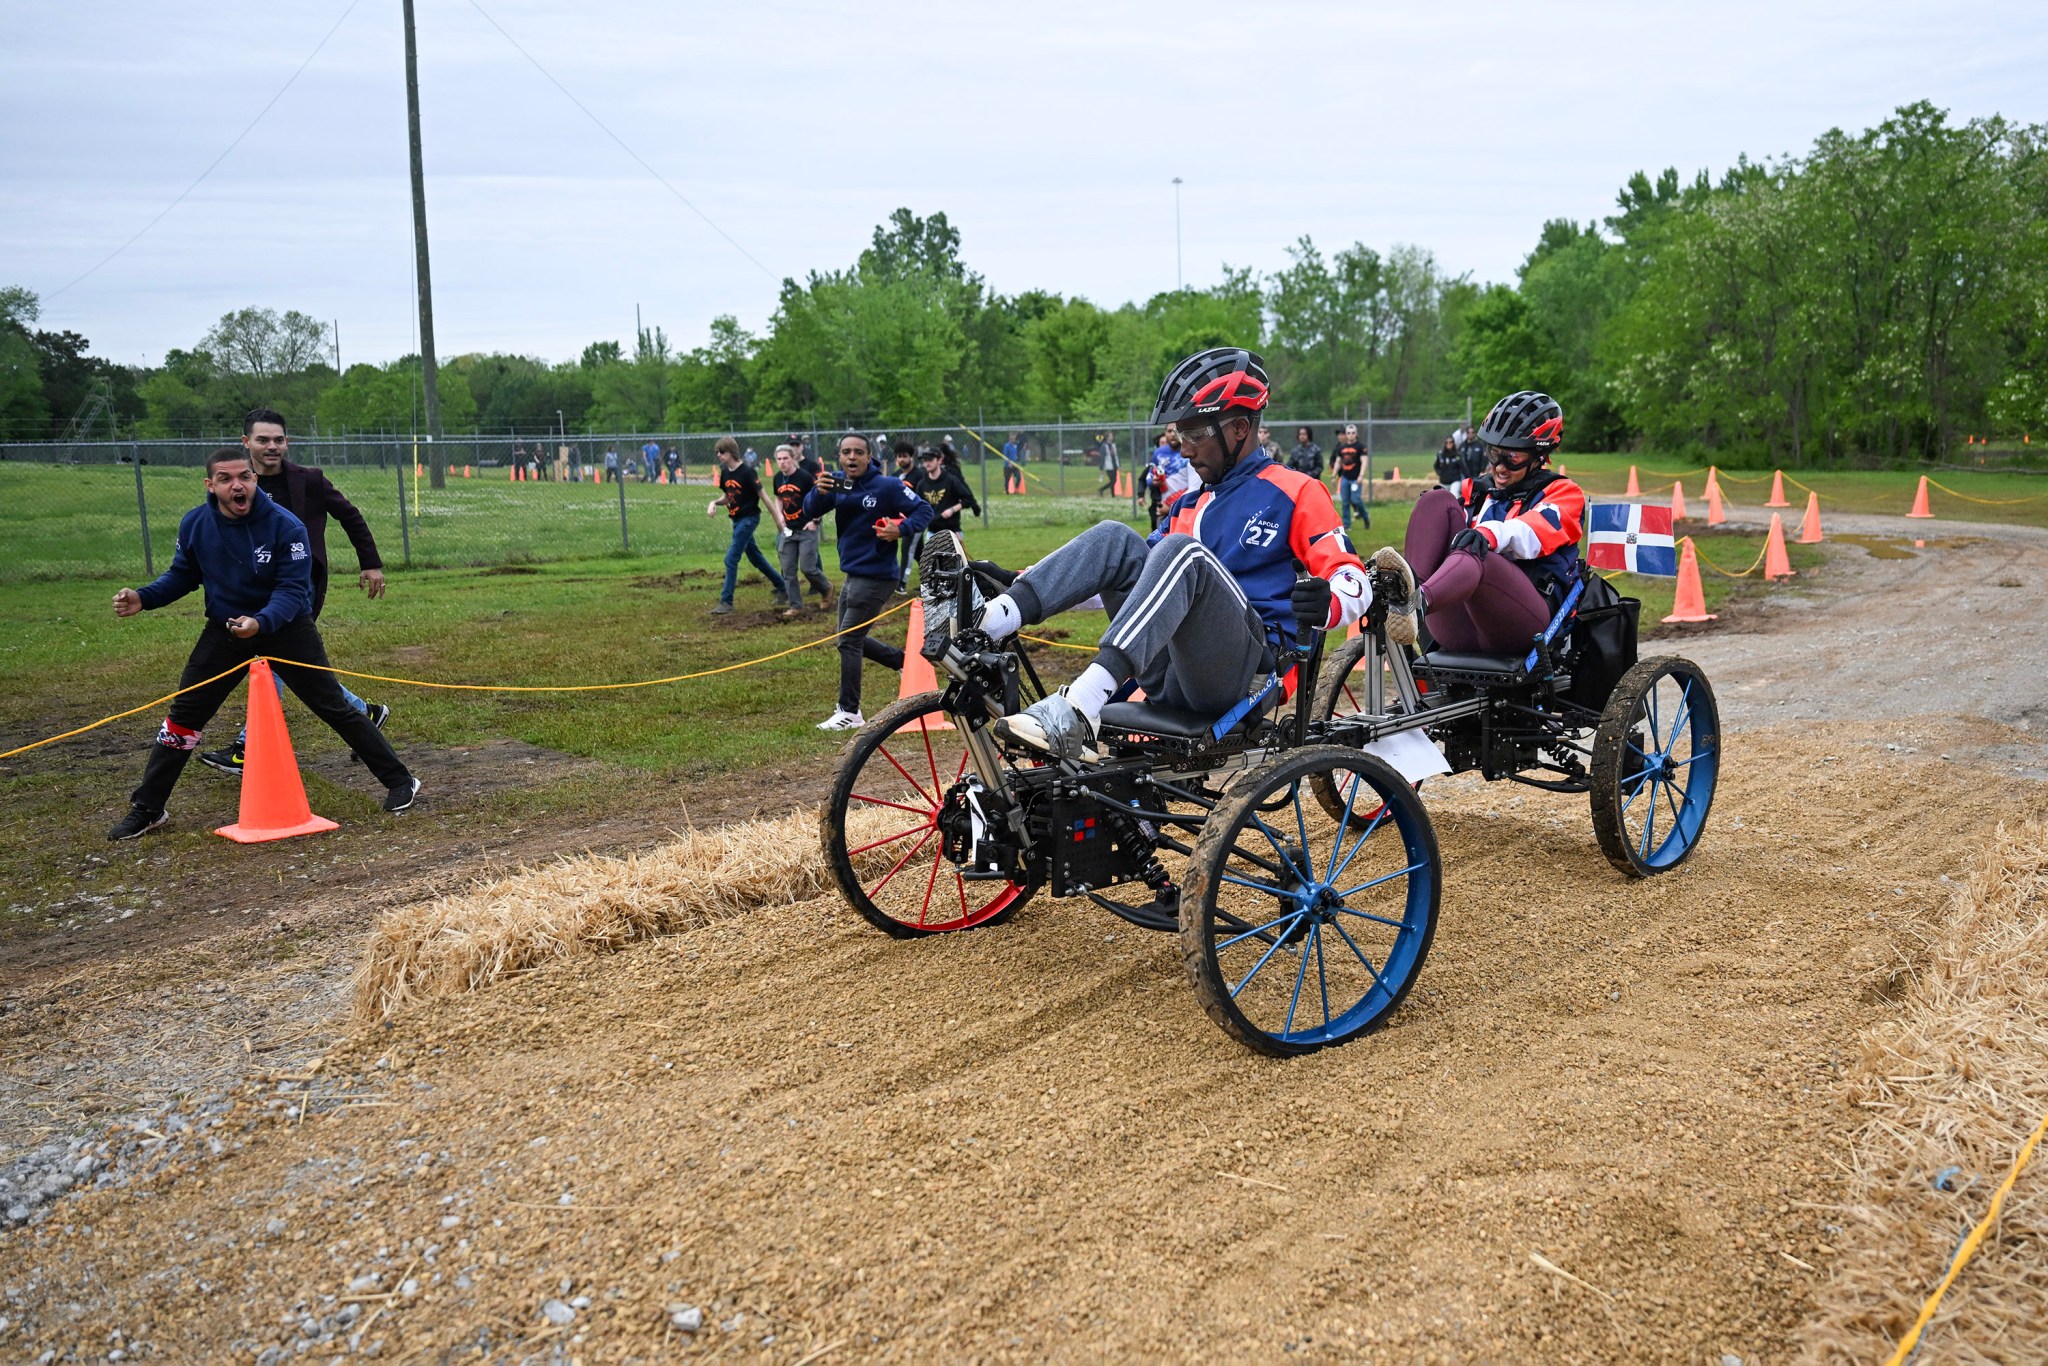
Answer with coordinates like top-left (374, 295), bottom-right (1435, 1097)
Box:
top-left (1403, 488), bottom-right (1553, 653)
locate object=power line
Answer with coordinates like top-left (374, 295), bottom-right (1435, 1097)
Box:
top-left (463, 0), bottom-right (775, 279)
top-left (42, 0), bottom-right (364, 301)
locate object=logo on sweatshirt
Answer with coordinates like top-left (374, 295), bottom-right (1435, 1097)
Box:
top-left (1240, 514), bottom-right (1280, 549)
top-left (254, 545), bottom-right (272, 564)
top-left (289, 541), bottom-right (308, 560)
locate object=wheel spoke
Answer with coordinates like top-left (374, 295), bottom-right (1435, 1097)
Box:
top-left (954, 868), bottom-right (970, 922)
top-left (1665, 682), bottom-right (1695, 750)
top-left (849, 791), bottom-right (932, 819)
top-left (1328, 917), bottom-right (1390, 993)
top-left (1329, 802), bottom-right (1393, 888)
top-left (848, 821), bottom-right (932, 857)
top-left (1335, 904), bottom-right (1417, 931)
top-left (1335, 859), bottom-right (1428, 901)
top-left (869, 827), bottom-right (937, 895)
top-left (1283, 921), bottom-right (1315, 1036)
top-left (1226, 841), bottom-right (1293, 881)
top-left (1637, 780), bottom-right (1658, 860)
top-left (1326, 766), bottom-right (1363, 881)
top-left (1662, 774), bottom-right (1686, 831)
top-left (1293, 783), bottom-right (1312, 883)
top-left (1216, 906), bottom-right (1306, 953)
top-left (1314, 922), bottom-right (1332, 1030)
top-left (916, 833), bottom-right (944, 926)
top-left (1229, 913), bottom-right (1308, 999)
top-left (877, 742), bottom-right (937, 808)
top-left (1221, 871), bottom-right (1293, 898)
top-left (920, 721), bottom-right (944, 807)
top-left (1247, 814), bottom-right (1311, 885)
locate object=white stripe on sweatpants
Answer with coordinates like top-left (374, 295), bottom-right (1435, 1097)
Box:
top-left (1105, 538), bottom-right (1248, 655)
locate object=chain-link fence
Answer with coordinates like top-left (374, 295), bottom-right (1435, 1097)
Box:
top-left (0, 415), bottom-right (1463, 583)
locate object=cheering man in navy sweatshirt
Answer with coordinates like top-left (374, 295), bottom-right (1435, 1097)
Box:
top-left (802, 431), bottom-right (933, 731)
top-left (106, 447), bottom-right (420, 840)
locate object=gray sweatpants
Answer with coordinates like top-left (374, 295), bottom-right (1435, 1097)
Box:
top-left (777, 526), bottom-right (832, 608)
top-left (1006, 520), bottom-right (1268, 717)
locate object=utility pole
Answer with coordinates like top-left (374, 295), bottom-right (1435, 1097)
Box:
top-left (331, 319), bottom-right (341, 373)
top-left (1171, 177), bottom-right (1183, 291)
top-left (402, 0), bottom-right (446, 489)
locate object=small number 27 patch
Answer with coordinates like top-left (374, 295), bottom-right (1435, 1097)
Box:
top-left (1241, 521), bottom-right (1278, 547)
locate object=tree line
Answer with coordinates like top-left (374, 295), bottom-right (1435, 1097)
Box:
top-left (5, 103), bottom-right (2039, 464)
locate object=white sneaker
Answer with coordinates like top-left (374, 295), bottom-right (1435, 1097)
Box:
top-left (816, 709), bottom-right (866, 732)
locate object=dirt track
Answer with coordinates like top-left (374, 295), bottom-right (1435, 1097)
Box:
top-left (3, 520), bottom-right (2046, 1363)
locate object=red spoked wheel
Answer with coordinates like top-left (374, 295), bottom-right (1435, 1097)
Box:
top-left (820, 691), bottom-right (1039, 937)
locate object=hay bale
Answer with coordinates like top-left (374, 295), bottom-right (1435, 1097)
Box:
top-left (1798, 818), bottom-right (2048, 1363)
top-left (351, 808), bottom-right (845, 1021)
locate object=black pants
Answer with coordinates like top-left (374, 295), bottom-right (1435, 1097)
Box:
top-left (131, 617), bottom-right (411, 812)
top-left (836, 574), bottom-right (903, 714)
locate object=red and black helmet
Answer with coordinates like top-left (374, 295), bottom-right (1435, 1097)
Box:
top-left (1478, 390), bottom-right (1564, 461)
top-left (1150, 347), bottom-right (1271, 427)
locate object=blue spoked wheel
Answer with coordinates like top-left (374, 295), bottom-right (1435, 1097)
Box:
top-left (1589, 656), bottom-right (1720, 877)
top-left (1180, 746), bottom-right (1440, 1057)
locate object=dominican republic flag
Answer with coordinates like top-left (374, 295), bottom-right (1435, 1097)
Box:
top-left (1586, 502), bottom-right (1677, 576)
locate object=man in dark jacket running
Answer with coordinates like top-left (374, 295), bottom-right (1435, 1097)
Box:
top-left (200, 407), bottom-right (390, 777)
top-left (106, 448), bottom-right (419, 840)
top-left (802, 432), bottom-right (934, 731)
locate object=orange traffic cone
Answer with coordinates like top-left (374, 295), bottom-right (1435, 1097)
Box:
top-left (1765, 470), bottom-right (1789, 507)
top-left (1763, 513), bottom-right (1794, 579)
top-left (216, 660), bottom-right (340, 843)
top-left (1390, 465), bottom-right (1401, 481)
top-left (1556, 462), bottom-right (1567, 476)
top-left (897, 601), bottom-right (953, 731)
top-left (1797, 491), bottom-right (1823, 544)
top-left (1705, 476), bottom-right (1727, 526)
top-left (1625, 465), bottom-right (1641, 496)
top-left (1670, 480), bottom-right (1688, 520)
top-left (1704, 465), bottom-right (1722, 500)
top-left (1662, 539), bottom-right (1716, 623)
top-left (1906, 475), bottom-right (1934, 518)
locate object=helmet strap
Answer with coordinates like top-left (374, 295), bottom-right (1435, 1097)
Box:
top-left (1219, 415), bottom-right (1253, 473)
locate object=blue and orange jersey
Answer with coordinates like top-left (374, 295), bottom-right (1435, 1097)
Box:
top-left (1149, 451), bottom-right (1368, 650)
top-left (1452, 469), bottom-right (1587, 600)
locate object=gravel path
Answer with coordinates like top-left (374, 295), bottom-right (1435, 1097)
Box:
top-left (0, 526), bottom-right (2043, 1362)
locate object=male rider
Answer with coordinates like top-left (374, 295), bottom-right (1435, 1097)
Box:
top-left (918, 347), bottom-right (1379, 762)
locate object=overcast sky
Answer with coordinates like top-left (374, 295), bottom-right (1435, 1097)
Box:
top-left (4, 0), bottom-right (2041, 369)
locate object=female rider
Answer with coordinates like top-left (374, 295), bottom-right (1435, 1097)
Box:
top-left (1372, 391), bottom-right (1586, 655)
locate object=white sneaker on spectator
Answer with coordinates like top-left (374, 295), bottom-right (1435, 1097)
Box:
top-left (816, 709), bottom-right (866, 732)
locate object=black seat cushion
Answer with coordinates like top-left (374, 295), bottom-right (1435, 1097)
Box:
top-left (1416, 650), bottom-right (1526, 675)
top-left (1097, 700), bottom-right (1247, 741)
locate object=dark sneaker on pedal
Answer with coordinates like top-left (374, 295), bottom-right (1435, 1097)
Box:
top-left (383, 776), bottom-right (422, 813)
top-left (108, 805), bottom-right (169, 841)
top-left (1371, 547), bottom-right (1421, 647)
top-left (918, 530), bottom-right (983, 661)
top-left (995, 690), bottom-right (1100, 763)
top-left (198, 743), bottom-right (245, 778)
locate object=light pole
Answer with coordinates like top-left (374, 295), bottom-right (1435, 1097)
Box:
top-left (1172, 177), bottom-right (1183, 291)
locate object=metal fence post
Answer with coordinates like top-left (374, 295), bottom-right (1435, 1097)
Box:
top-left (1365, 400), bottom-right (1375, 507)
top-left (132, 444), bottom-right (153, 576)
top-left (395, 457), bottom-right (412, 565)
top-left (977, 404), bottom-right (990, 526)
top-left (617, 469), bottom-right (630, 550)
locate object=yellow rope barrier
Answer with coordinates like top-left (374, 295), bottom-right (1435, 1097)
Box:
top-left (1881, 1106), bottom-right (2048, 1366)
top-left (1926, 477), bottom-right (2048, 506)
top-left (0, 601), bottom-right (911, 761)
top-left (1689, 537), bottom-right (1770, 579)
top-left (1019, 631), bottom-right (1096, 653)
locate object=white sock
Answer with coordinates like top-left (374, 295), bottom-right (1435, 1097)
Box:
top-left (1064, 663), bottom-right (1119, 722)
top-left (980, 594), bottom-right (1023, 640)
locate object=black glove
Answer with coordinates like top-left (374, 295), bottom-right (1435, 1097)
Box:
top-left (1290, 575), bottom-right (1333, 632)
top-left (1450, 527), bottom-right (1493, 560)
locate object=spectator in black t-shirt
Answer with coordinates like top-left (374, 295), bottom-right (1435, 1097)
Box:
top-left (912, 446), bottom-right (981, 557)
top-left (1330, 423), bottom-right (1370, 529)
top-left (704, 436), bottom-right (787, 614)
top-left (1458, 425), bottom-right (1488, 481)
top-left (768, 444), bottom-right (833, 617)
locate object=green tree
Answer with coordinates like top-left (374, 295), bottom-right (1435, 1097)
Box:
top-left (0, 286), bottom-right (49, 437)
